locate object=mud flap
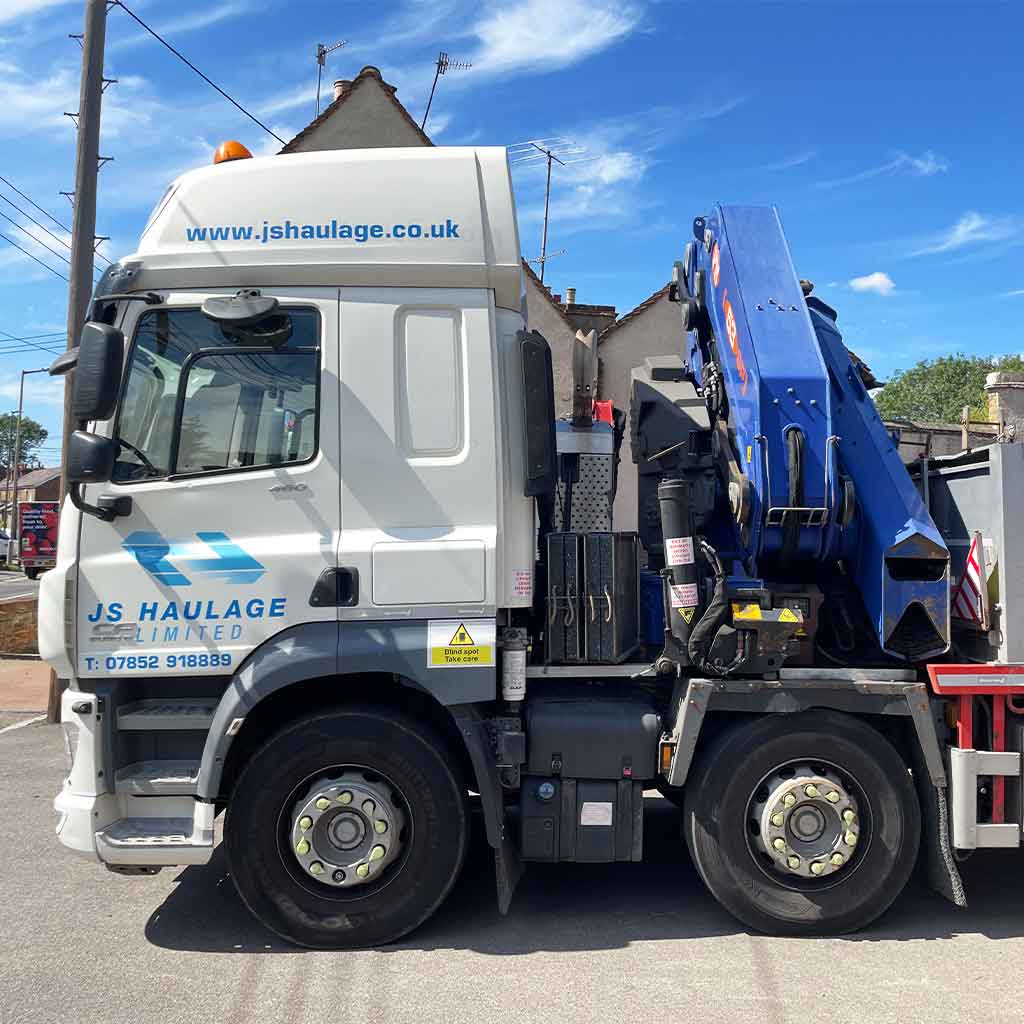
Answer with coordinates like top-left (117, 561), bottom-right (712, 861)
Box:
top-left (909, 726), bottom-right (966, 907)
top-left (495, 837), bottom-right (524, 916)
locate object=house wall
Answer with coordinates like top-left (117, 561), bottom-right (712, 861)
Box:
top-left (524, 276), bottom-right (577, 417)
top-left (284, 83), bottom-right (428, 152)
top-left (597, 293), bottom-right (683, 533)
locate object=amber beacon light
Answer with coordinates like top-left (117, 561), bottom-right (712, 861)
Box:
top-left (213, 140), bottom-right (253, 164)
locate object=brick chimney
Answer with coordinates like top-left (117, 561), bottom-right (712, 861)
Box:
top-left (986, 372), bottom-right (1024, 437)
top-left (561, 288), bottom-right (616, 336)
top-left (333, 80), bottom-right (351, 102)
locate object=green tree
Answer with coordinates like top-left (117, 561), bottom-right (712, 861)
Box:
top-left (0, 412), bottom-right (49, 476)
top-left (874, 353), bottom-right (1024, 424)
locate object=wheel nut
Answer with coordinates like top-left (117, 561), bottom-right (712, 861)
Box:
top-left (842, 809), bottom-right (856, 824)
top-left (298, 816), bottom-right (313, 831)
top-left (362, 799), bottom-right (375, 814)
top-left (771, 813), bottom-right (784, 828)
top-left (309, 861), bottom-right (324, 875)
top-left (295, 838), bottom-right (310, 855)
top-left (787, 856), bottom-right (800, 869)
top-left (374, 819), bottom-right (389, 834)
top-left (804, 784), bottom-right (820, 798)
top-left (356, 863), bottom-right (370, 878)
top-left (772, 838), bottom-right (786, 851)
top-left (338, 791), bottom-right (353, 805)
top-left (783, 793), bottom-right (796, 807)
top-left (369, 844), bottom-right (386, 862)
top-left (845, 830), bottom-right (858, 846)
top-left (332, 869), bottom-right (346, 883)
top-left (810, 861), bottom-right (825, 875)
top-left (830, 853), bottom-right (845, 866)
top-left (315, 797), bottom-right (330, 811)
top-left (826, 790), bottom-right (840, 803)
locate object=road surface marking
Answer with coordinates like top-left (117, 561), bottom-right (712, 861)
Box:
top-left (0, 714), bottom-right (45, 735)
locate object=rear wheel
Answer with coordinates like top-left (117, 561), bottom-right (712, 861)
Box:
top-left (24, 567), bottom-right (38, 580)
top-left (226, 706), bottom-right (468, 949)
top-left (684, 710), bottom-right (920, 935)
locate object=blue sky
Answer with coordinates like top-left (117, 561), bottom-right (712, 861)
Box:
top-left (0, 0), bottom-right (1022, 455)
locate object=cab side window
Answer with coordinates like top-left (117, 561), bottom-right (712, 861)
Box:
top-left (113, 307), bottom-right (319, 482)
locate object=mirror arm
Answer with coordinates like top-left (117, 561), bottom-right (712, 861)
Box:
top-left (68, 483), bottom-right (131, 523)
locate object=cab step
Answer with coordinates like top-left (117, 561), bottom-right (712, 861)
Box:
top-left (117, 699), bottom-right (217, 731)
top-left (95, 807), bottom-right (214, 866)
top-left (115, 760), bottom-right (200, 795)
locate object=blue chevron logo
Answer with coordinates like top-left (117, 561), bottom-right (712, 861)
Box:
top-left (122, 531), bottom-right (265, 587)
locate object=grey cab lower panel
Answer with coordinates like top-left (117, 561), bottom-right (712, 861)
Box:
top-left (197, 619), bottom-right (497, 799)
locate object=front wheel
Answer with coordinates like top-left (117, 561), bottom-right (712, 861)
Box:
top-left (684, 710), bottom-right (920, 935)
top-left (24, 567), bottom-right (38, 580)
top-left (226, 706), bottom-right (468, 949)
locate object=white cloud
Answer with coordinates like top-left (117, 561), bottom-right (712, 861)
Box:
top-left (1002, 288), bottom-right (1024, 298)
top-left (109, 3), bottom-right (249, 50)
top-left (0, 373), bottom-right (65, 407)
top-left (758, 148), bottom-right (817, 173)
top-left (849, 271), bottom-right (895, 296)
top-left (471, 0), bottom-right (641, 75)
top-left (0, 0), bottom-right (71, 26)
top-left (818, 150), bottom-right (949, 189)
top-left (913, 211), bottom-right (1020, 256)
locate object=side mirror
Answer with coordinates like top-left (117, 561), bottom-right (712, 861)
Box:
top-left (67, 430), bottom-right (118, 485)
top-left (72, 322), bottom-right (124, 421)
top-left (519, 330), bottom-right (557, 497)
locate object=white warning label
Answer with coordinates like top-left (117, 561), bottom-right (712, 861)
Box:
top-left (427, 619), bottom-right (496, 668)
top-left (580, 801), bottom-right (614, 827)
top-left (669, 583), bottom-right (699, 608)
top-left (665, 536), bottom-right (695, 566)
top-left (511, 569), bottom-right (532, 599)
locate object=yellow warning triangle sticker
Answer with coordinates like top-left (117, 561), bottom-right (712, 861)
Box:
top-left (679, 607), bottom-right (695, 624)
top-left (778, 607), bottom-right (799, 623)
top-left (448, 623), bottom-right (476, 646)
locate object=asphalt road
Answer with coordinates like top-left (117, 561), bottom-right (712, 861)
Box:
top-left (0, 569), bottom-right (40, 603)
top-left (4, 722), bottom-right (1024, 1024)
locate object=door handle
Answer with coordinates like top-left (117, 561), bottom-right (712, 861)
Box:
top-left (309, 568), bottom-right (359, 607)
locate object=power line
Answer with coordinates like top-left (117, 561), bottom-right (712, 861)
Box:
top-left (0, 194), bottom-right (72, 254)
top-left (0, 209), bottom-right (71, 265)
top-left (0, 232), bottom-right (68, 281)
top-left (112, 2), bottom-right (287, 145)
top-left (0, 173), bottom-right (111, 266)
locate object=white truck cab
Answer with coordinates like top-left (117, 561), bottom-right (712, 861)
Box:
top-left (43, 148), bottom-right (537, 935)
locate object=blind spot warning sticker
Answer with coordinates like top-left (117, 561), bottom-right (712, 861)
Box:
top-left (428, 619), bottom-right (496, 668)
top-left (679, 607), bottom-right (696, 624)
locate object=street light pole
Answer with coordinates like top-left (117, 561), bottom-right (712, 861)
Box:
top-left (11, 367), bottom-right (50, 561)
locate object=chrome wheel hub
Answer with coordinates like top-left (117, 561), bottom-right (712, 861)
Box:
top-left (289, 770), bottom-right (406, 888)
top-left (752, 764), bottom-right (860, 880)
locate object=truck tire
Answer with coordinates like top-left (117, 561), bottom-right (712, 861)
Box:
top-left (24, 567), bottom-right (38, 580)
top-left (684, 710), bottom-right (920, 935)
top-left (225, 706), bottom-right (468, 949)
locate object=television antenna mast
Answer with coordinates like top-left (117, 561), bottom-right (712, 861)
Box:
top-left (421, 50), bottom-right (471, 131)
top-left (315, 39), bottom-right (348, 117)
top-left (509, 138), bottom-right (588, 283)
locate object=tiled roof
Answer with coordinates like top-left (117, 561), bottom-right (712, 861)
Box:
top-left (279, 65), bottom-right (433, 154)
top-left (521, 258), bottom-right (577, 331)
top-left (0, 466), bottom-right (61, 488)
top-left (597, 284), bottom-right (671, 343)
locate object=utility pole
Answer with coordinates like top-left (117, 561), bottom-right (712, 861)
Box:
top-left (52, 0), bottom-right (108, 723)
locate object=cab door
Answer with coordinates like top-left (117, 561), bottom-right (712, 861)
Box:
top-left (73, 287), bottom-right (340, 679)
